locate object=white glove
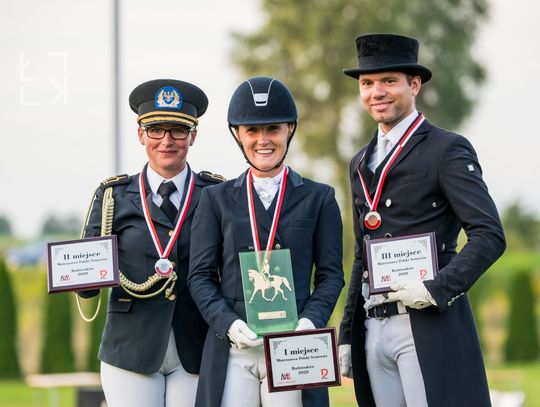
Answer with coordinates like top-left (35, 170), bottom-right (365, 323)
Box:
top-left (295, 318), bottom-right (316, 331)
top-left (339, 344), bottom-right (353, 378)
top-left (227, 319), bottom-right (263, 349)
top-left (387, 281), bottom-right (437, 309)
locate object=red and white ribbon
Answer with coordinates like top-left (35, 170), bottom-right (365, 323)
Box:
top-left (358, 114), bottom-right (425, 212)
top-left (246, 166), bottom-right (289, 252)
top-left (139, 167), bottom-right (195, 260)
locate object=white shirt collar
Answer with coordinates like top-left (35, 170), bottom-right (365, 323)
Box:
top-left (377, 109), bottom-right (419, 147)
top-left (146, 164), bottom-right (188, 199)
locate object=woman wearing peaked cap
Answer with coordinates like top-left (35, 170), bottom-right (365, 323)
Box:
top-left (78, 79), bottom-right (224, 407)
top-left (188, 76), bottom-right (344, 407)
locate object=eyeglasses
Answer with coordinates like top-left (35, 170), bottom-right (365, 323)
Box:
top-left (143, 126), bottom-right (193, 140)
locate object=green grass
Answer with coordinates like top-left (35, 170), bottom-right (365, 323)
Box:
top-left (329, 378), bottom-right (357, 406)
top-left (0, 380), bottom-right (75, 407)
top-left (327, 363), bottom-right (540, 406)
top-left (488, 362), bottom-right (540, 407)
top-left (1, 365), bottom-right (540, 407)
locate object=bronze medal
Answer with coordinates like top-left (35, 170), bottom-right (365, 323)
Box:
top-left (364, 211), bottom-right (382, 230)
top-left (357, 114), bottom-right (425, 233)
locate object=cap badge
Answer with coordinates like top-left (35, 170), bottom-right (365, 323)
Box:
top-left (155, 86), bottom-right (183, 111)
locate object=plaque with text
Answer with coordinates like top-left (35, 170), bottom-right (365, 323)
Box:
top-left (239, 249), bottom-right (298, 335)
top-left (264, 328), bottom-right (340, 392)
top-left (366, 232), bottom-right (439, 294)
top-left (47, 236), bottom-right (119, 293)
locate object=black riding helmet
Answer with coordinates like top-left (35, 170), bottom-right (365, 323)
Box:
top-left (227, 76), bottom-right (298, 173)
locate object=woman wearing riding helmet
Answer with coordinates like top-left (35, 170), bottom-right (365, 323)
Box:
top-left (188, 76), bottom-right (344, 407)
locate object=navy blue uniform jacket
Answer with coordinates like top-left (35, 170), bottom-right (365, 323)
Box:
top-left (339, 120), bottom-right (505, 407)
top-left (188, 168), bottom-right (344, 407)
top-left (80, 166), bottom-right (219, 374)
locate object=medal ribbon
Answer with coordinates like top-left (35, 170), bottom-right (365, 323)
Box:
top-left (358, 114), bottom-right (425, 212)
top-left (139, 167), bottom-right (195, 259)
top-left (246, 166), bottom-right (289, 252)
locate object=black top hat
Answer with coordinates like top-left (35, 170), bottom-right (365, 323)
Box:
top-left (343, 34), bottom-right (432, 83)
top-left (129, 79), bottom-right (208, 127)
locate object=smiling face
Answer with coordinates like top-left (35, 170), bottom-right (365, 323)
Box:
top-left (359, 71), bottom-right (421, 133)
top-left (137, 124), bottom-right (197, 178)
top-left (235, 123), bottom-right (293, 177)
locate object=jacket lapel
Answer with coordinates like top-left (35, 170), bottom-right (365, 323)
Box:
top-left (274, 168), bottom-right (308, 247)
top-left (280, 168), bottom-right (309, 214)
top-left (227, 170), bottom-right (249, 214)
top-left (374, 119), bottom-right (430, 180)
top-left (353, 135), bottom-right (377, 194)
top-left (181, 169), bottom-right (201, 222)
top-left (126, 172), bottom-right (145, 215)
top-left (387, 119), bottom-right (430, 171)
top-left (228, 170), bottom-right (275, 235)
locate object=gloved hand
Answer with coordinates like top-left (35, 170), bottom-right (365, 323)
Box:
top-left (227, 319), bottom-right (263, 350)
top-left (387, 281), bottom-right (437, 309)
top-left (295, 318), bottom-right (316, 331)
top-left (339, 344), bottom-right (353, 378)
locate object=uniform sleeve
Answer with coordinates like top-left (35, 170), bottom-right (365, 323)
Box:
top-left (424, 135), bottom-right (505, 311)
top-left (77, 186), bottom-right (105, 299)
top-left (188, 188), bottom-right (239, 340)
top-left (339, 161), bottom-right (365, 345)
top-left (299, 186), bottom-right (344, 328)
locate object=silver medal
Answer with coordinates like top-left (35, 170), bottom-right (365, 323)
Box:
top-left (155, 258), bottom-right (173, 276)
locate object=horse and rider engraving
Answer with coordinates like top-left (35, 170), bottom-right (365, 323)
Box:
top-left (247, 266), bottom-right (292, 304)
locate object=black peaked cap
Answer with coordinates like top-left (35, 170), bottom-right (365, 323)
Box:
top-left (129, 79), bottom-right (208, 127)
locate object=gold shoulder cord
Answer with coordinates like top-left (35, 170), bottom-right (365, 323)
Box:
top-left (75, 187), bottom-right (110, 322)
top-left (77, 184), bottom-right (178, 322)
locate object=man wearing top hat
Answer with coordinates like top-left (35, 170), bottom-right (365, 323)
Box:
top-left (338, 34), bottom-right (505, 406)
top-left (78, 79), bottom-right (224, 407)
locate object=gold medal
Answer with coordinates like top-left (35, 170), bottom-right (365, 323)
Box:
top-left (364, 211), bottom-right (382, 230)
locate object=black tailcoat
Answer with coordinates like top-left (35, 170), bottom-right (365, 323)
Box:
top-left (339, 120), bottom-right (505, 407)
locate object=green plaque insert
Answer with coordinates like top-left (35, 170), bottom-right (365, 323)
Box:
top-left (239, 249), bottom-right (298, 335)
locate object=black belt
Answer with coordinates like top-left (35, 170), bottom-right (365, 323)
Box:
top-left (367, 302), bottom-right (407, 319)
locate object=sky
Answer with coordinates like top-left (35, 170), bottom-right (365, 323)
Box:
top-left (1, 0), bottom-right (539, 238)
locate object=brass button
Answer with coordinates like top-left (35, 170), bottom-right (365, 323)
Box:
top-left (275, 243), bottom-right (281, 249)
top-left (168, 229), bottom-right (174, 237)
top-left (168, 294), bottom-right (176, 301)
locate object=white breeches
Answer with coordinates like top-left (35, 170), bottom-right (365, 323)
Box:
top-left (101, 330), bottom-right (198, 407)
top-left (221, 345), bottom-right (302, 407)
top-left (365, 313), bottom-right (429, 407)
